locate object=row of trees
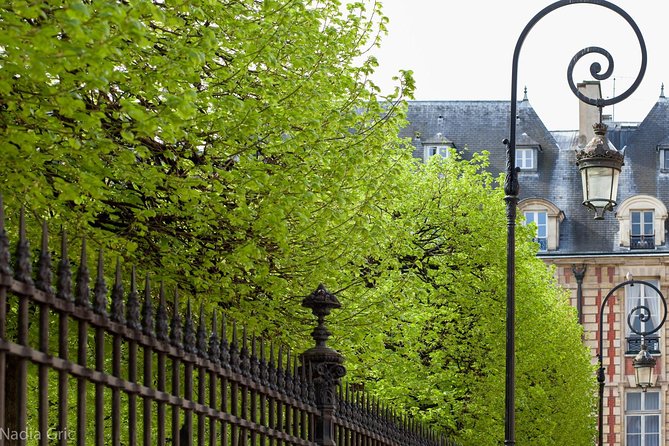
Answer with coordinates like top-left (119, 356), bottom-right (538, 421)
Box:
top-left (0, 0), bottom-right (595, 443)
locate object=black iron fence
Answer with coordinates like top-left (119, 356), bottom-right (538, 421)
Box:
top-left (0, 205), bottom-right (458, 446)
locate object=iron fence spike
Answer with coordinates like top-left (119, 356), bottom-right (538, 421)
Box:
top-left (56, 230), bottom-right (72, 301)
top-left (183, 298), bottom-right (196, 353)
top-left (15, 207), bottom-right (33, 284)
top-left (74, 238), bottom-right (89, 306)
top-left (110, 258), bottom-right (125, 324)
top-left (196, 303), bottom-right (208, 357)
top-left (170, 289), bottom-right (183, 349)
top-left (0, 195), bottom-right (10, 276)
top-left (126, 266), bottom-right (141, 330)
top-left (156, 281), bottom-right (169, 341)
top-left (36, 220), bottom-right (52, 293)
top-left (93, 249), bottom-right (107, 316)
top-left (208, 312), bottom-right (220, 364)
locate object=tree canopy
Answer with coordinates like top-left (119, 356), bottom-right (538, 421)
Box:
top-left (1, 0), bottom-right (595, 444)
top-left (335, 154), bottom-right (596, 444)
top-left (0, 0), bottom-right (413, 329)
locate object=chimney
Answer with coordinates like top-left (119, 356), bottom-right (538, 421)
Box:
top-left (578, 81), bottom-right (602, 148)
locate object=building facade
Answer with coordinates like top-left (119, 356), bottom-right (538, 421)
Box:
top-left (402, 82), bottom-right (669, 446)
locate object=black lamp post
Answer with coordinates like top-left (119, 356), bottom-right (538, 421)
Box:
top-left (504, 1), bottom-right (646, 444)
top-left (597, 279), bottom-right (667, 446)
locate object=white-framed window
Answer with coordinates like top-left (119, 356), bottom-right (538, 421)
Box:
top-left (659, 147), bottom-right (669, 171)
top-left (523, 211), bottom-right (547, 251)
top-left (630, 210), bottom-right (655, 249)
top-left (515, 148), bottom-right (535, 170)
top-left (626, 280), bottom-right (661, 354)
top-left (424, 145), bottom-right (450, 160)
top-left (626, 391), bottom-right (660, 446)
top-left (518, 199), bottom-right (564, 251)
top-left (616, 196), bottom-right (668, 249)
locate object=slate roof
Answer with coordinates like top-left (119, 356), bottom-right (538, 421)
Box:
top-left (402, 94), bottom-right (669, 256)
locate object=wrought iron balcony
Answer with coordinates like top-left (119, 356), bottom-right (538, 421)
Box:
top-left (630, 235), bottom-right (655, 250)
top-left (626, 336), bottom-right (660, 355)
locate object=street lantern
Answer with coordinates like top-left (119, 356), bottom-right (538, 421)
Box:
top-left (506, 1), bottom-right (647, 444)
top-left (633, 342), bottom-right (656, 391)
top-left (576, 122), bottom-right (624, 220)
top-left (598, 279), bottom-right (667, 445)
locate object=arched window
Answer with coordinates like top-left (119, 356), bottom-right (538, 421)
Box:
top-left (518, 198), bottom-right (564, 251)
top-left (616, 195), bottom-right (668, 249)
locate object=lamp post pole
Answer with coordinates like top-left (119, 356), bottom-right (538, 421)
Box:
top-left (504, 2), bottom-right (646, 444)
top-left (596, 279), bottom-right (667, 446)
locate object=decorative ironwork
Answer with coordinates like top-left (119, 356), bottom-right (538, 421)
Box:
top-left (15, 208), bottom-right (32, 285)
top-left (506, 2), bottom-right (647, 444)
top-left (93, 250), bottom-right (108, 316)
top-left (597, 279), bottom-right (667, 445)
top-left (155, 283), bottom-right (169, 341)
top-left (631, 235), bottom-right (655, 249)
top-left (0, 206), bottom-right (459, 446)
top-left (36, 221), bottom-right (52, 293)
top-left (626, 336), bottom-right (659, 354)
top-left (0, 196), bottom-right (11, 276)
top-left (126, 267), bottom-right (141, 330)
top-left (142, 274), bottom-right (154, 336)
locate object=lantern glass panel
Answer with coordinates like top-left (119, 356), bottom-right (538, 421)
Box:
top-left (581, 166), bottom-right (620, 210)
top-left (635, 364), bottom-right (655, 389)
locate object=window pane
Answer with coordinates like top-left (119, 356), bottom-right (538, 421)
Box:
top-left (538, 212), bottom-right (547, 225)
top-left (632, 211), bottom-right (641, 224)
top-left (516, 149), bottom-right (534, 169)
top-left (644, 392), bottom-right (660, 411)
top-left (524, 212), bottom-right (535, 224)
top-left (645, 415), bottom-right (660, 433)
top-left (626, 435), bottom-right (640, 446)
top-left (646, 433), bottom-right (660, 446)
top-left (644, 223), bottom-right (653, 235)
top-left (627, 393), bottom-right (642, 411)
top-left (626, 283), bottom-right (659, 337)
top-left (627, 415), bottom-right (642, 433)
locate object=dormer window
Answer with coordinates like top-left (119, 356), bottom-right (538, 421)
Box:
top-left (422, 132), bottom-right (455, 162)
top-left (518, 198), bottom-right (564, 251)
top-left (658, 142), bottom-right (669, 172)
top-left (515, 132), bottom-right (541, 172)
top-left (523, 210), bottom-right (547, 250)
top-left (516, 148), bottom-right (536, 170)
top-left (616, 195), bottom-right (668, 249)
top-left (426, 145), bottom-right (450, 159)
top-left (631, 210), bottom-right (655, 249)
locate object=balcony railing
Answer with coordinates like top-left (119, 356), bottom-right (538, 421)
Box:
top-left (631, 235), bottom-right (655, 249)
top-left (626, 336), bottom-right (660, 354)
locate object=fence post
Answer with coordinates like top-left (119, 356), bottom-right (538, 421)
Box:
top-left (301, 285), bottom-right (346, 446)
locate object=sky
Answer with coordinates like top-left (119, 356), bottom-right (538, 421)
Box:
top-left (366, 0), bottom-right (669, 130)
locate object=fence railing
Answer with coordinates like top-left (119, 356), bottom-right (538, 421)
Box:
top-left (0, 205), bottom-right (458, 445)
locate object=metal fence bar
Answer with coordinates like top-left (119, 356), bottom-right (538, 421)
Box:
top-left (0, 205), bottom-right (459, 446)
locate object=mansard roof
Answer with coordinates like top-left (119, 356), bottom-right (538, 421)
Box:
top-left (618, 95), bottom-right (669, 224)
top-left (403, 94), bottom-right (669, 255)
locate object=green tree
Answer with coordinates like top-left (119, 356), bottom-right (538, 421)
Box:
top-left (0, 0), bottom-right (413, 334)
top-left (335, 153), bottom-right (597, 445)
top-left (1, 1), bottom-right (596, 444)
